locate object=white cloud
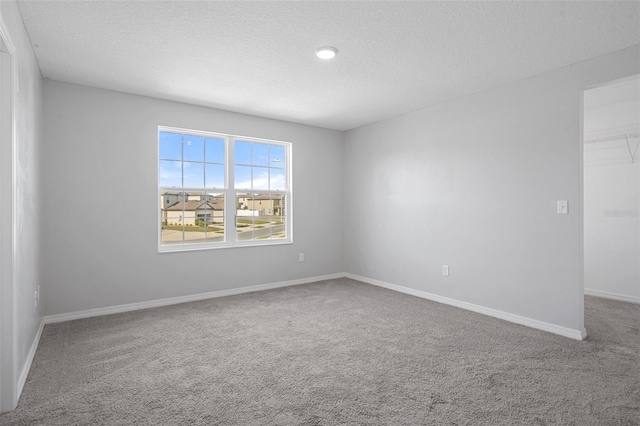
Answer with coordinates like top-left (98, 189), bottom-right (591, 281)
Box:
top-left (159, 161), bottom-right (182, 185)
top-left (235, 170), bottom-right (285, 190)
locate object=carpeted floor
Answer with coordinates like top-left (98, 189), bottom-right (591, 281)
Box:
top-left (1, 278), bottom-right (638, 425)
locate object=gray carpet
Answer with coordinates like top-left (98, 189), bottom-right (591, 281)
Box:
top-left (1, 278), bottom-right (638, 425)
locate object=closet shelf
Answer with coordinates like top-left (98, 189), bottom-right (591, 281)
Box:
top-left (584, 133), bottom-right (639, 163)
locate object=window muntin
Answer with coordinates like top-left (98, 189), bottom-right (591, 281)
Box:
top-left (158, 127), bottom-right (291, 251)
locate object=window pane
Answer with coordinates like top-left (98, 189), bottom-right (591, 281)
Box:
top-left (183, 214), bottom-right (206, 244)
top-left (195, 193), bottom-right (224, 243)
top-left (252, 194), bottom-right (268, 216)
top-left (267, 194), bottom-right (286, 240)
top-left (205, 137), bottom-right (225, 164)
top-left (207, 193), bottom-right (224, 227)
top-left (234, 141), bottom-right (252, 165)
top-left (195, 196), bottom-right (209, 229)
top-left (237, 228), bottom-right (252, 240)
top-left (236, 193), bottom-right (252, 212)
top-left (161, 216), bottom-right (184, 245)
top-left (234, 165), bottom-right (252, 189)
top-left (206, 192), bottom-right (225, 210)
top-left (270, 168), bottom-right (286, 190)
top-left (252, 166), bottom-right (269, 190)
top-left (236, 193), bottom-right (253, 241)
top-left (236, 215), bottom-right (254, 241)
top-left (270, 145), bottom-right (285, 169)
top-left (201, 193), bottom-right (224, 221)
top-left (183, 162), bottom-right (204, 188)
top-left (270, 218), bottom-right (287, 240)
top-left (272, 194), bottom-right (285, 217)
top-left (255, 195), bottom-right (273, 240)
top-left (205, 164), bottom-right (224, 188)
top-left (183, 135), bottom-right (204, 162)
top-left (206, 215), bottom-right (225, 242)
top-left (233, 194), bottom-right (287, 241)
top-left (159, 132), bottom-right (182, 160)
top-left (159, 160), bottom-right (182, 187)
top-left (161, 191), bottom-right (182, 209)
top-left (252, 143), bottom-right (269, 167)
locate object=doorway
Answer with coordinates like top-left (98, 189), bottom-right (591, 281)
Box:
top-left (583, 75), bottom-right (640, 304)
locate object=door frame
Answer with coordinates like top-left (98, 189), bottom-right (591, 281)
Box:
top-left (0, 15), bottom-right (17, 413)
top-left (580, 73), bottom-right (640, 341)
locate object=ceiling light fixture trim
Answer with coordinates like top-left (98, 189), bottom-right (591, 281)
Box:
top-left (315, 46), bottom-right (338, 60)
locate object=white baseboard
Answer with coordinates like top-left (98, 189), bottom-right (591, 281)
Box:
top-left (44, 273), bottom-right (345, 324)
top-left (345, 273), bottom-right (587, 341)
top-left (584, 288), bottom-right (640, 304)
top-left (17, 272), bottom-right (594, 411)
top-left (17, 318), bottom-right (45, 398)
top-left (42, 271), bottom-right (591, 339)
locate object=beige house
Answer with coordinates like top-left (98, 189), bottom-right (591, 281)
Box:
top-left (237, 194), bottom-right (285, 216)
top-left (161, 191), bottom-right (217, 209)
top-left (161, 192), bottom-right (284, 224)
top-left (162, 195), bottom-right (224, 226)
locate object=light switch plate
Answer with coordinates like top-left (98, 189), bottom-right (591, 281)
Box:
top-left (557, 200), bottom-right (568, 214)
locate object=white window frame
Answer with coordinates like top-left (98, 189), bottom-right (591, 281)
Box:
top-left (158, 126), bottom-right (292, 253)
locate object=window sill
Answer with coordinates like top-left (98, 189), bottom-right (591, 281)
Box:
top-left (158, 239), bottom-right (293, 253)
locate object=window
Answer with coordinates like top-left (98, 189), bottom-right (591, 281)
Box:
top-left (158, 127), bottom-right (291, 251)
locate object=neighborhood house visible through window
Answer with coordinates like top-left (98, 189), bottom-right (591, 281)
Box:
top-left (158, 127), bottom-right (291, 251)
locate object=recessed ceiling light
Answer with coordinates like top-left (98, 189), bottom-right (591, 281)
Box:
top-left (315, 46), bottom-right (338, 60)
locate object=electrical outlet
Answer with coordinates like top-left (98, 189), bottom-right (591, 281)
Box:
top-left (442, 265), bottom-right (449, 276)
top-left (299, 253), bottom-right (305, 262)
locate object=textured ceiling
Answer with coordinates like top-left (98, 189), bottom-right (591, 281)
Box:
top-left (16, 1), bottom-right (640, 131)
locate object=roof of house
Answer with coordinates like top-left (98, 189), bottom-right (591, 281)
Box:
top-left (237, 194), bottom-right (284, 201)
top-left (162, 191), bottom-right (224, 197)
top-left (165, 200), bottom-right (222, 211)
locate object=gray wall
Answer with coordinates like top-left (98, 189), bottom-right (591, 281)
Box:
top-left (0, 0), bottom-right (43, 396)
top-left (344, 46), bottom-right (639, 333)
top-left (42, 80), bottom-right (344, 315)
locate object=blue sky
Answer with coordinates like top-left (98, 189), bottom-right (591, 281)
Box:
top-left (159, 131), bottom-right (286, 190)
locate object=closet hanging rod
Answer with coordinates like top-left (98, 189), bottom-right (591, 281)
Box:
top-left (584, 132), bottom-right (639, 144)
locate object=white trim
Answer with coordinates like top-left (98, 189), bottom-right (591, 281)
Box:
top-left (157, 127), bottom-right (292, 252)
top-left (44, 273), bottom-right (344, 324)
top-left (17, 319), bottom-right (44, 398)
top-left (0, 16), bottom-right (16, 54)
top-left (345, 273), bottom-right (587, 341)
top-left (585, 288), bottom-right (640, 304)
top-left (157, 125), bottom-right (292, 147)
top-left (42, 272), bottom-right (591, 341)
top-left (158, 240), bottom-right (294, 254)
top-left (578, 87), bottom-right (586, 337)
top-left (0, 15), bottom-right (17, 413)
